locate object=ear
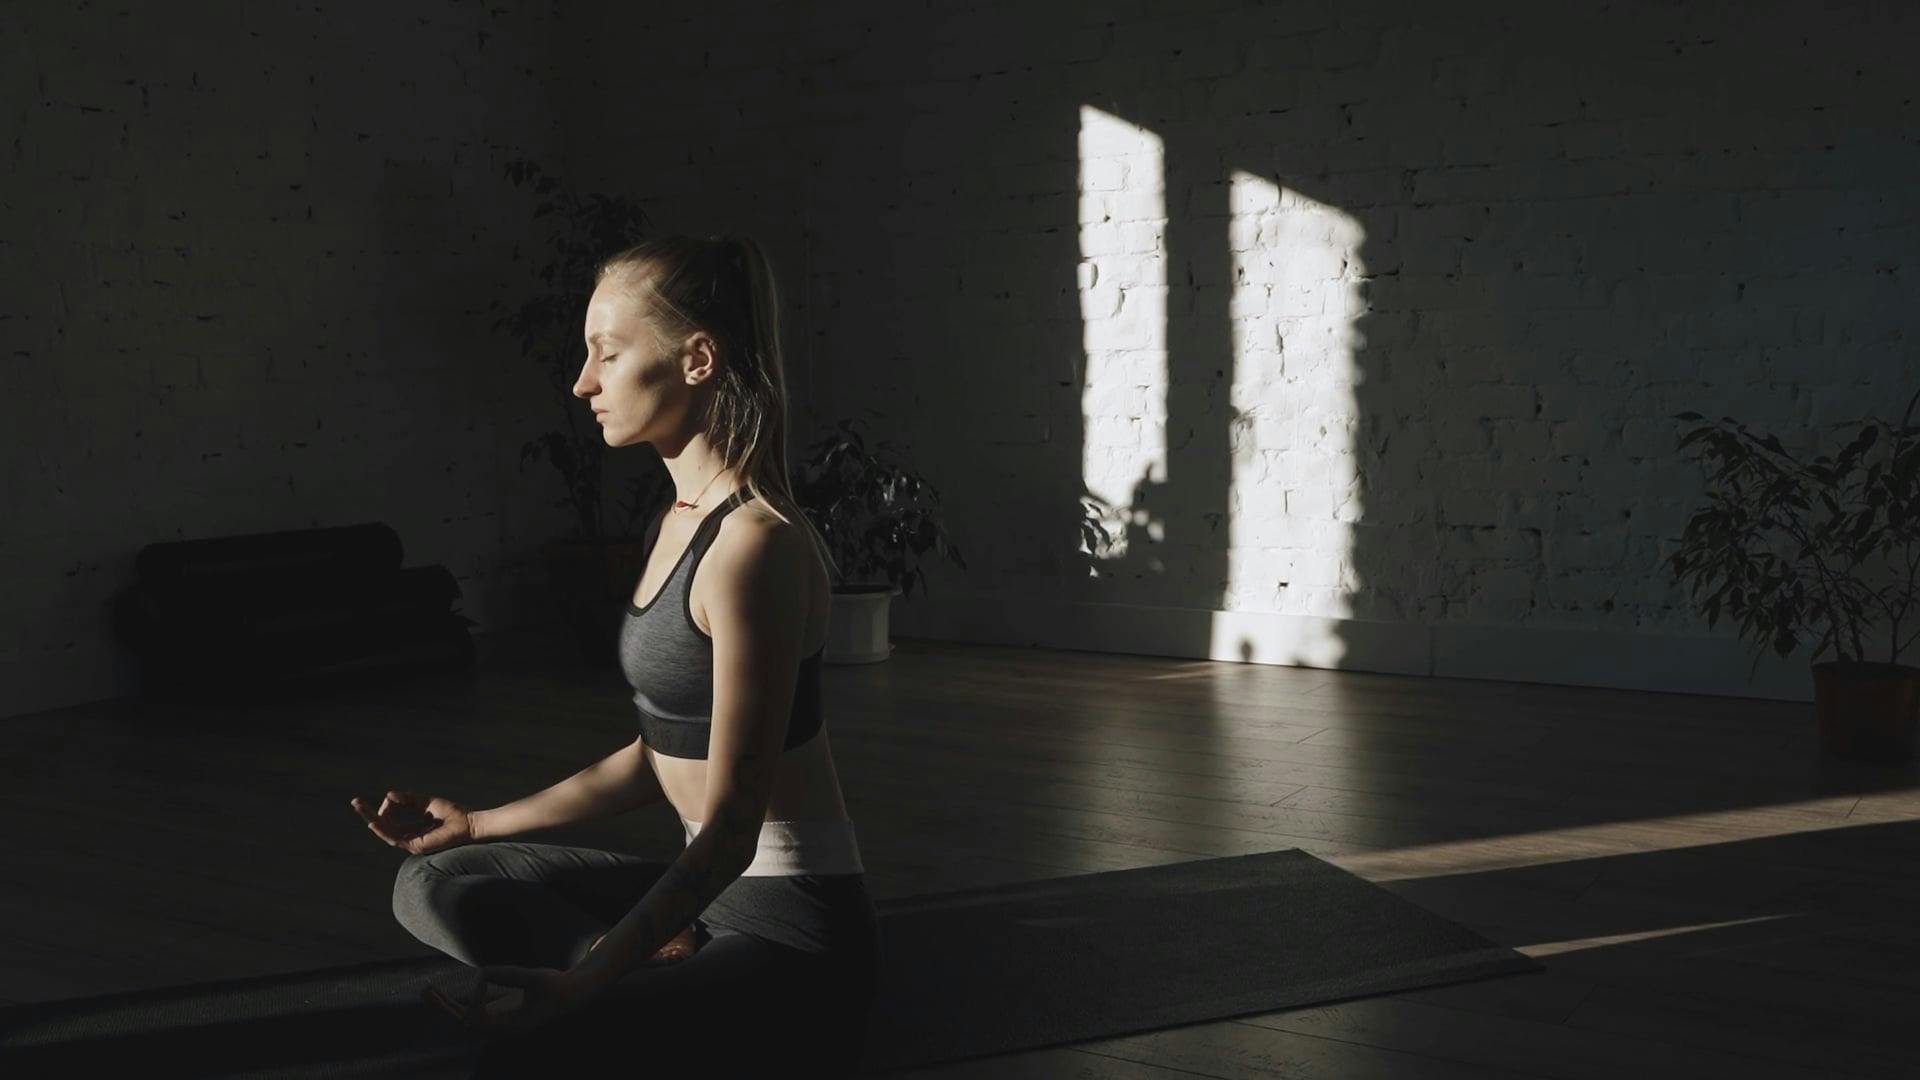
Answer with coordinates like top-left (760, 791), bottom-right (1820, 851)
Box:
top-left (683, 331), bottom-right (720, 384)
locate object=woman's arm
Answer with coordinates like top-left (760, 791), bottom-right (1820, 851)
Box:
top-left (568, 805), bottom-right (759, 990)
top-left (471, 737), bottom-right (665, 840)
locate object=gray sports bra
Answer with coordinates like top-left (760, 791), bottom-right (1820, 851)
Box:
top-left (617, 488), bottom-right (825, 759)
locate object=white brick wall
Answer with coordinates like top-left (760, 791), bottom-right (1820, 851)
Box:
top-left (7, 1), bottom-right (1914, 717)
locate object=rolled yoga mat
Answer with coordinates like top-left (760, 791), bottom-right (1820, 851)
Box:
top-left (0, 848), bottom-right (1542, 1077)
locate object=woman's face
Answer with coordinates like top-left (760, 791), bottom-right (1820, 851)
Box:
top-left (574, 282), bottom-right (681, 447)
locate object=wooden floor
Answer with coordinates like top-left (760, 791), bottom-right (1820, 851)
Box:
top-left (3, 629), bottom-right (1918, 1078)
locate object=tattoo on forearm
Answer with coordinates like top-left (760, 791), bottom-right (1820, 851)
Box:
top-left (601, 755), bottom-right (773, 976)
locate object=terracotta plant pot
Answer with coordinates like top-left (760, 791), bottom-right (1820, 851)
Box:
top-left (1812, 660), bottom-right (1920, 763)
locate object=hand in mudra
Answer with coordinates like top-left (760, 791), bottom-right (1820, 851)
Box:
top-left (350, 790), bottom-right (475, 856)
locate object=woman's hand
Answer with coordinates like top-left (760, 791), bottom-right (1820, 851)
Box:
top-left (457, 966), bottom-right (598, 1034)
top-left (350, 791), bottom-right (475, 856)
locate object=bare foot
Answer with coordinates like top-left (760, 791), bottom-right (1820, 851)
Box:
top-left (651, 925), bottom-right (700, 964)
top-left (587, 925), bottom-right (702, 965)
top-left (653, 925), bottom-right (699, 962)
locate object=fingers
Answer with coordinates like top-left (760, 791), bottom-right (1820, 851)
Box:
top-left (352, 795), bottom-right (437, 851)
top-left (350, 798), bottom-right (390, 841)
top-left (423, 984), bottom-right (466, 1023)
top-left (351, 798), bottom-right (400, 847)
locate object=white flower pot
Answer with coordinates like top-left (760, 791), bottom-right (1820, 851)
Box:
top-left (825, 585), bottom-right (902, 665)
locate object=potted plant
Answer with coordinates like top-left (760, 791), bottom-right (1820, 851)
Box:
top-left (1667, 385), bottom-right (1920, 762)
top-left (489, 155), bottom-right (666, 664)
top-left (792, 414), bottom-right (969, 663)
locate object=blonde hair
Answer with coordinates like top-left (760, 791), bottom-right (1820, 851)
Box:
top-left (595, 234), bottom-right (840, 583)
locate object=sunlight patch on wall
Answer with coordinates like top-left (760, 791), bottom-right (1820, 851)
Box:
top-left (1224, 171), bottom-right (1368, 628)
top-left (1075, 108), bottom-right (1368, 666)
top-left (1076, 106), bottom-right (1165, 568)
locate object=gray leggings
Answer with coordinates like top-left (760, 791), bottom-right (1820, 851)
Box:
top-left (392, 840), bottom-right (882, 1076)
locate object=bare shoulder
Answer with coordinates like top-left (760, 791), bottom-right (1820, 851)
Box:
top-left (715, 497), bottom-right (813, 576)
top-left (696, 494), bottom-right (827, 644)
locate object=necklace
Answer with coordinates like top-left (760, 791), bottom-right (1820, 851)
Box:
top-left (672, 468), bottom-right (731, 512)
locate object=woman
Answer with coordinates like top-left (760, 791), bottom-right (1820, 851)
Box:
top-left (361, 234), bottom-right (879, 1075)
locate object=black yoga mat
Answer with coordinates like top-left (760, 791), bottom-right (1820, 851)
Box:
top-left (0, 849), bottom-right (1541, 1077)
top-left (858, 848), bottom-right (1541, 1072)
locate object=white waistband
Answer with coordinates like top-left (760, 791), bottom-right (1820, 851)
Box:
top-left (681, 815), bottom-right (866, 877)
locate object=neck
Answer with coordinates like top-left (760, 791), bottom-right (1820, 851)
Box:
top-left (655, 428), bottom-right (738, 510)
